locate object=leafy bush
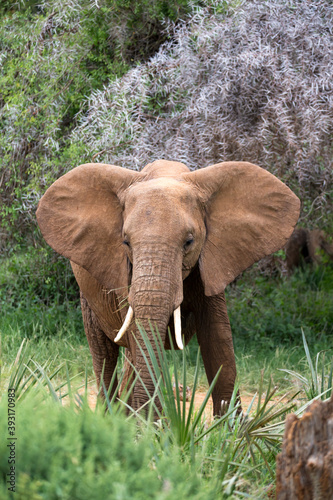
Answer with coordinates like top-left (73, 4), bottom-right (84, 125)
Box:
top-left (0, 246), bottom-right (83, 344)
top-left (0, 396), bottom-right (219, 499)
top-left (0, 246), bottom-right (78, 307)
top-left (226, 263), bottom-right (333, 347)
top-left (0, 0), bottom-right (201, 247)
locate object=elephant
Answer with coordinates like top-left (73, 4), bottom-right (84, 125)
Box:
top-left (285, 227), bottom-right (333, 272)
top-left (36, 160), bottom-right (300, 416)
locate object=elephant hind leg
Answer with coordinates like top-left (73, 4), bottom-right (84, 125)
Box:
top-left (80, 292), bottom-right (119, 402)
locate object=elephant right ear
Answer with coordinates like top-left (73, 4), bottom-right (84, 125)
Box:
top-left (183, 162), bottom-right (300, 296)
top-left (36, 163), bottom-right (140, 292)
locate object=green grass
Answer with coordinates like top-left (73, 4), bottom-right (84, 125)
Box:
top-left (0, 315), bottom-right (91, 382)
top-left (1, 252), bottom-right (333, 498)
top-left (1, 324), bottom-right (329, 499)
top-left (0, 305), bottom-right (328, 404)
top-left (226, 263), bottom-right (333, 347)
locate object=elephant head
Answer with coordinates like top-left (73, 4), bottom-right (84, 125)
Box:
top-left (36, 160), bottom-right (300, 411)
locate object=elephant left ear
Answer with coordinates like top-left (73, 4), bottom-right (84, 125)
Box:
top-left (36, 163), bottom-right (140, 293)
top-left (182, 162), bottom-right (300, 296)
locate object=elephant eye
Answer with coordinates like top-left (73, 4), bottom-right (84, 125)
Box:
top-left (123, 238), bottom-right (131, 248)
top-left (183, 236), bottom-right (194, 251)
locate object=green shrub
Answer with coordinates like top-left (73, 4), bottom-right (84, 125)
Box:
top-left (226, 264), bottom-right (333, 347)
top-left (0, 247), bottom-right (78, 307)
top-left (0, 0), bottom-right (202, 247)
top-left (0, 247), bottom-right (85, 367)
top-left (0, 246), bottom-right (76, 307)
top-left (0, 246), bottom-right (83, 342)
top-left (0, 395), bottom-right (217, 500)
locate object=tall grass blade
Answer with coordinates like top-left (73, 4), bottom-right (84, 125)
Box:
top-left (302, 328), bottom-right (317, 396)
top-left (29, 360), bottom-right (60, 402)
top-left (328, 360), bottom-right (333, 399)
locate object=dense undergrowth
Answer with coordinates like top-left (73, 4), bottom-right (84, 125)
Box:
top-left (0, 310), bottom-right (331, 499)
top-left (2, 247), bottom-right (332, 338)
top-left (227, 264), bottom-right (333, 348)
top-left (1, 248), bottom-right (332, 499)
top-left (1, 247), bottom-right (332, 378)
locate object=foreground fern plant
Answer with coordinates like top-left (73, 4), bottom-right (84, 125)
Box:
top-left (279, 329), bottom-right (333, 401)
top-left (129, 325), bottom-right (299, 491)
top-left (2, 339), bottom-right (77, 403)
top-left (131, 324), bottom-right (238, 449)
top-left (2, 328), bottom-right (327, 499)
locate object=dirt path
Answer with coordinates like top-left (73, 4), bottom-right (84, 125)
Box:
top-left (74, 384), bottom-right (288, 420)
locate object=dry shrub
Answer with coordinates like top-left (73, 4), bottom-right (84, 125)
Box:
top-left (73, 0), bottom-right (333, 224)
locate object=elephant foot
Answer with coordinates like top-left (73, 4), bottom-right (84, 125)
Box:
top-left (216, 397), bottom-right (243, 418)
top-left (173, 383), bottom-right (191, 401)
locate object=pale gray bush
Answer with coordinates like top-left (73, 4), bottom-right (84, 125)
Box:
top-left (72, 0), bottom-right (333, 223)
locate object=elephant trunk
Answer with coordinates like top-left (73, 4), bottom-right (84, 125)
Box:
top-left (127, 245), bottom-right (183, 412)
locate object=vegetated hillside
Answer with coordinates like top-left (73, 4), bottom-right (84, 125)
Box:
top-left (1, 0), bottom-right (332, 251)
top-left (0, 0), bottom-right (202, 248)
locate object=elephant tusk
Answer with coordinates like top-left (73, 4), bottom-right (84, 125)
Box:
top-left (114, 306), bottom-right (134, 343)
top-left (173, 306), bottom-right (183, 350)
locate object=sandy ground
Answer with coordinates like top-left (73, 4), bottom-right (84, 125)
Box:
top-left (71, 384), bottom-right (289, 421)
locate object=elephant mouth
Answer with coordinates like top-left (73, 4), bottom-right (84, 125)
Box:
top-left (114, 305), bottom-right (183, 350)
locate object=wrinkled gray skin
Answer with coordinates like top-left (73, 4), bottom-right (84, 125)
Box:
top-left (36, 160), bottom-right (300, 416)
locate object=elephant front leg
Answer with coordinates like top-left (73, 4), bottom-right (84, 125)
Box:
top-left (119, 349), bottom-right (135, 410)
top-left (80, 293), bottom-right (120, 402)
top-left (196, 292), bottom-right (241, 417)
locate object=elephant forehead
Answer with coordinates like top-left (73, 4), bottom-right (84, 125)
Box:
top-left (123, 179), bottom-right (203, 233)
top-left (125, 178), bottom-right (199, 210)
